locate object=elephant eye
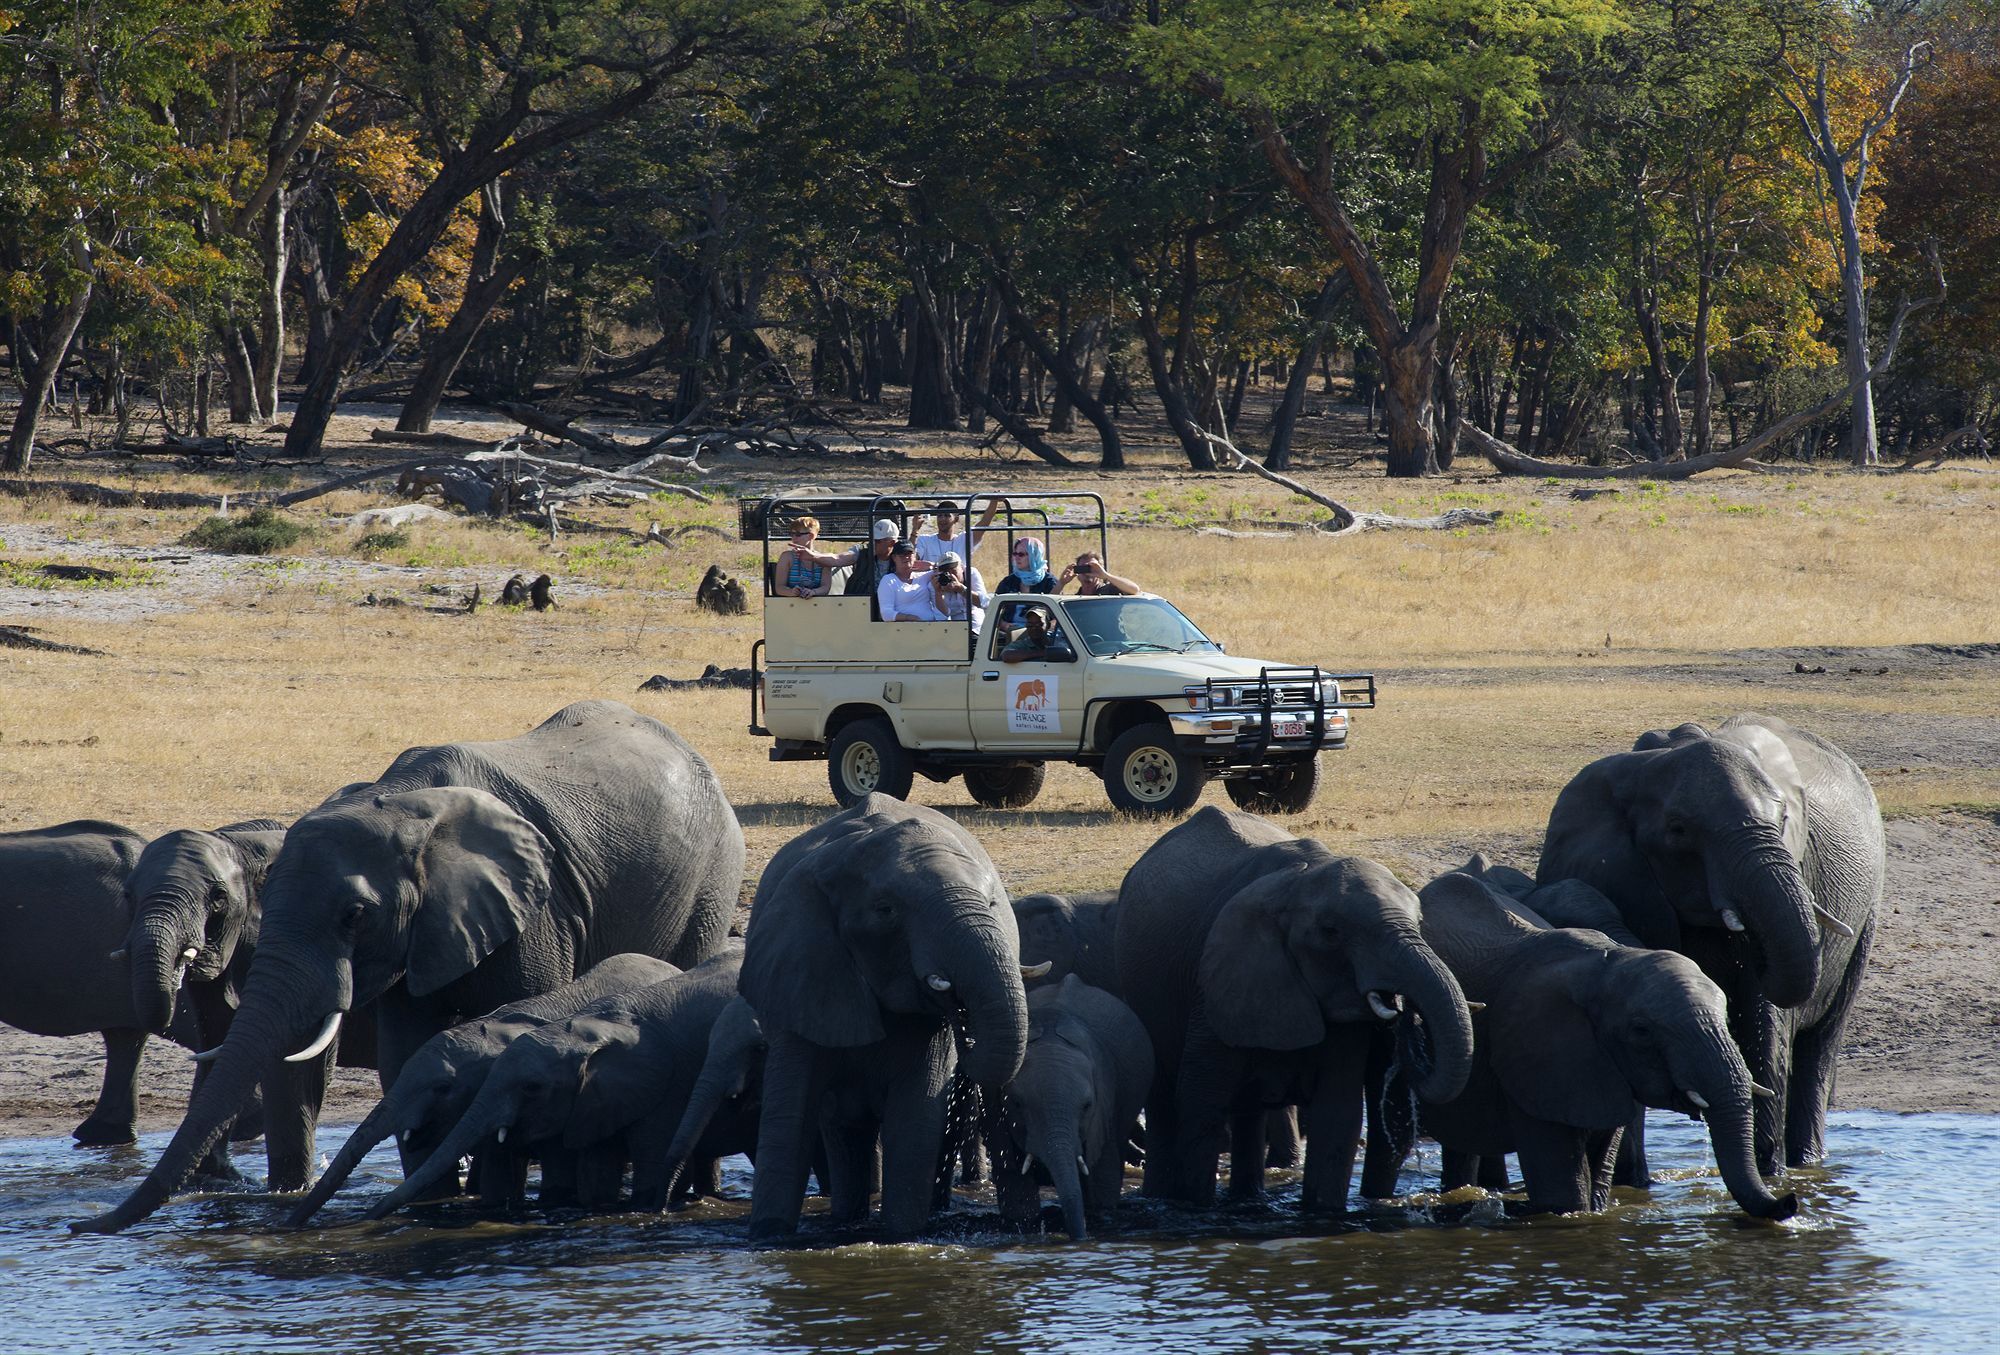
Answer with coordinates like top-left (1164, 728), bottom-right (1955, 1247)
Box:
top-left (341, 901), bottom-right (367, 933)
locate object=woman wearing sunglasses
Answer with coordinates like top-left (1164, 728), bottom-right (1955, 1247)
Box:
top-left (995, 535), bottom-right (1057, 595)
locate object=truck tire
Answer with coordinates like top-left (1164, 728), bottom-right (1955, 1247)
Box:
top-left (965, 762), bottom-right (1046, 810)
top-left (1224, 756), bottom-right (1321, 815)
top-left (1103, 724), bottom-right (1206, 816)
top-left (828, 718), bottom-right (915, 805)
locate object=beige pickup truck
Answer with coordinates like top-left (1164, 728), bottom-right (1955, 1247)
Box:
top-left (744, 492), bottom-right (1375, 817)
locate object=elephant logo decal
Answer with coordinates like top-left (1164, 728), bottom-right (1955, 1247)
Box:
top-left (1006, 675), bottom-right (1060, 734)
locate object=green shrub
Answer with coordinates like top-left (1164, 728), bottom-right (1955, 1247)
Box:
top-left (183, 507), bottom-right (309, 555)
top-left (355, 528), bottom-right (411, 555)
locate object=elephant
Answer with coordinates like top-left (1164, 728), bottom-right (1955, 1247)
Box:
top-left (365, 945), bottom-right (744, 1218)
top-left (987, 976), bottom-right (1152, 1240)
top-left (0, 818), bottom-right (284, 1151)
top-left (1114, 806), bottom-right (1475, 1212)
top-left (739, 794), bottom-right (1031, 1242)
top-left (1365, 869), bottom-right (1797, 1219)
top-left (1013, 891), bottom-right (1121, 993)
top-left (1538, 714), bottom-right (1883, 1176)
top-left (658, 995), bottom-right (768, 1205)
top-left (286, 952), bottom-right (681, 1225)
top-left (1456, 853), bottom-right (1645, 946)
top-left (75, 699), bottom-right (746, 1234)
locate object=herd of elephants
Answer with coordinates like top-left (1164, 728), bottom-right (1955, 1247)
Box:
top-left (1, 698), bottom-right (1886, 1241)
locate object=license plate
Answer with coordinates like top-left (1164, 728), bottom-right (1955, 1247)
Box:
top-left (1272, 719), bottom-right (1308, 739)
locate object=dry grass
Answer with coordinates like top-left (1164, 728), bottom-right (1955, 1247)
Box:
top-left (4, 425), bottom-right (1997, 898)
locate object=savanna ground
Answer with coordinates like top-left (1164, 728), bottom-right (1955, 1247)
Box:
top-left (2, 389), bottom-right (1998, 1142)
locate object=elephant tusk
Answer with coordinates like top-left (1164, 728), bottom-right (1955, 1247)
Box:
top-left (496, 1127), bottom-right (508, 1145)
top-left (284, 1011), bottom-right (343, 1064)
top-left (400, 1129), bottom-right (412, 1144)
top-left (1020, 1152), bottom-right (1035, 1176)
top-left (1020, 960), bottom-right (1053, 980)
top-left (1684, 1089), bottom-right (1711, 1110)
top-left (107, 947), bottom-right (128, 962)
top-left (1077, 1155), bottom-right (1089, 1178)
top-left (1367, 992), bottom-right (1403, 1022)
top-left (1465, 1001), bottom-right (1487, 1013)
top-left (1751, 1082), bottom-right (1777, 1100)
top-left (1719, 908), bottom-right (1746, 933)
top-left (926, 974), bottom-right (953, 992)
top-left (191, 1045), bottom-right (224, 1064)
top-left (1813, 903), bottom-right (1856, 940)
top-left (180, 947), bottom-right (200, 964)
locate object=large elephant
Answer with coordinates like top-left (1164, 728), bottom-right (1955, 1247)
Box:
top-left (1368, 869), bottom-right (1797, 1218)
top-left (739, 795), bottom-right (1031, 1242)
top-left (1114, 807), bottom-right (1475, 1211)
top-left (75, 700), bottom-right (745, 1234)
top-left (1538, 714), bottom-right (1883, 1173)
top-left (287, 952), bottom-right (681, 1225)
top-left (366, 945), bottom-right (743, 1218)
top-left (1, 820), bottom-right (165, 1144)
top-left (988, 976), bottom-right (1151, 1240)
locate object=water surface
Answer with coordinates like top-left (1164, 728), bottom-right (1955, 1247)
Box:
top-left (11, 1111), bottom-right (1997, 1353)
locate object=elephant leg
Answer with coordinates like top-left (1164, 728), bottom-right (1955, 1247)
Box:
top-left (1300, 1040), bottom-right (1366, 1214)
top-left (822, 1118), bottom-right (879, 1226)
top-left (1266, 1106), bottom-right (1302, 1170)
top-left (539, 1149), bottom-right (579, 1209)
top-left (1587, 1127), bottom-right (1623, 1212)
top-left (627, 1114), bottom-right (677, 1213)
top-left (1613, 1107), bottom-right (1651, 1188)
top-left (574, 1145), bottom-right (624, 1211)
top-left (1511, 1116), bottom-right (1592, 1215)
top-left (75, 1029), bottom-right (145, 1146)
top-left (877, 1029), bottom-right (953, 1239)
top-left (1138, 1089), bottom-right (1179, 1199)
top-left (1441, 1149), bottom-right (1479, 1193)
top-left (1726, 988), bottom-right (1787, 1178)
top-left (1227, 1107), bottom-right (1268, 1200)
top-left (1173, 1019), bottom-right (1238, 1207)
top-left (750, 1033), bottom-right (830, 1242)
top-left (262, 1044), bottom-right (334, 1192)
top-left (1360, 1065), bottom-right (1416, 1200)
top-left (1475, 1154), bottom-right (1511, 1192)
top-left (1085, 1138), bottom-right (1124, 1229)
top-left (1787, 915), bottom-right (1875, 1167)
top-left (477, 1148), bottom-right (526, 1209)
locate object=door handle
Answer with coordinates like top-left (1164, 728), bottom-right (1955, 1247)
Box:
top-left (981, 671), bottom-right (999, 682)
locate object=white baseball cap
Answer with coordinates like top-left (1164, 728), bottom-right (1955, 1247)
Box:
top-left (872, 518), bottom-right (898, 540)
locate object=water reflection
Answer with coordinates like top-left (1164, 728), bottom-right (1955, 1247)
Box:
top-left (11, 1113), bottom-right (1997, 1354)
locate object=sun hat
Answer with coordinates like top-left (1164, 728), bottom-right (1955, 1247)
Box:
top-left (872, 518), bottom-right (898, 540)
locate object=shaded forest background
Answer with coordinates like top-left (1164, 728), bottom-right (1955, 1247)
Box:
top-left (2, 0), bottom-right (1996, 480)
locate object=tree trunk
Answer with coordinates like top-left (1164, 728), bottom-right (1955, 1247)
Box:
top-left (988, 269), bottom-right (1122, 468)
top-left (1267, 278), bottom-right (1346, 469)
top-left (398, 185), bottom-right (524, 434)
top-left (906, 264), bottom-right (961, 431)
top-left (2, 245), bottom-right (92, 474)
top-left (1134, 297), bottom-right (1215, 469)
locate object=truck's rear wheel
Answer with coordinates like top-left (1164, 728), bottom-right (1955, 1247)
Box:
top-left (1224, 756), bottom-right (1321, 815)
top-left (965, 762), bottom-right (1046, 809)
top-left (1103, 725), bottom-right (1205, 816)
top-left (828, 718), bottom-right (915, 805)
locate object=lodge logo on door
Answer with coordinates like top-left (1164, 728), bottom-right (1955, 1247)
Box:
top-left (1006, 674), bottom-right (1059, 733)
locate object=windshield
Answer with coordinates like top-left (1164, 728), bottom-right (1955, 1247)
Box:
top-left (1064, 597), bottom-right (1220, 657)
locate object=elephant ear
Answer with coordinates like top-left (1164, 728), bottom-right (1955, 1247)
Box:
top-left (567, 1018), bottom-right (646, 1148)
top-left (1539, 754), bottom-right (1682, 952)
top-left (739, 838), bottom-right (884, 1046)
top-left (1489, 941), bottom-right (1637, 1131)
top-left (382, 788), bottom-right (553, 998)
top-left (1197, 875), bottom-right (1325, 1051)
top-left (1633, 722), bottom-right (1709, 751)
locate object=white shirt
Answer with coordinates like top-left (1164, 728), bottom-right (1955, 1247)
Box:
top-left (878, 572), bottom-right (945, 621)
top-left (916, 528), bottom-right (989, 564)
top-left (931, 565), bottom-right (988, 631)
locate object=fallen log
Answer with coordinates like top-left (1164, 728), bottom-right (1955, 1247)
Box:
top-left (0, 624), bottom-right (105, 655)
top-left (368, 428), bottom-right (492, 449)
top-left (1196, 430), bottom-right (1499, 534)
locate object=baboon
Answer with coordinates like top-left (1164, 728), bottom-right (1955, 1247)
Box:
top-left (695, 564), bottom-right (748, 615)
top-left (500, 574), bottom-right (529, 606)
top-left (529, 574), bottom-right (555, 611)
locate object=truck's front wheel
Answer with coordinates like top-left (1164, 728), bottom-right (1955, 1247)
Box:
top-left (1224, 756), bottom-right (1321, 815)
top-left (828, 718), bottom-right (915, 805)
top-left (1103, 725), bottom-right (1206, 816)
top-left (965, 762), bottom-right (1046, 810)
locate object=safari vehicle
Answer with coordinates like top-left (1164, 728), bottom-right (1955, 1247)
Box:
top-left (742, 491), bottom-right (1375, 817)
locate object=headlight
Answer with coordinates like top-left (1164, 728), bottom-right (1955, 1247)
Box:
top-left (1183, 683), bottom-right (1209, 711)
top-left (1320, 677), bottom-right (1342, 704)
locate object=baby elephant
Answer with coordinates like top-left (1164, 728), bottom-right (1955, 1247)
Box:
top-left (287, 953), bottom-right (681, 1226)
top-left (365, 944), bottom-right (744, 1219)
top-left (1013, 890), bottom-right (1121, 994)
top-left (1370, 870), bottom-right (1797, 1219)
top-left (988, 976), bottom-right (1152, 1239)
top-left (658, 995), bottom-right (767, 1203)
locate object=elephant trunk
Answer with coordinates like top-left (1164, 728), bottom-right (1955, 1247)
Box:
top-left (1711, 826), bottom-right (1820, 1009)
top-left (1682, 1024), bottom-right (1797, 1220)
top-left (286, 1095), bottom-right (411, 1227)
top-left (72, 954), bottom-right (328, 1233)
top-left (1030, 1121), bottom-right (1090, 1240)
top-left (663, 1000), bottom-right (762, 1201)
top-left (1385, 943), bottom-right (1476, 1105)
top-left (128, 904), bottom-right (198, 1037)
top-left (933, 906), bottom-right (1029, 1089)
top-left (365, 1085), bottom-right (514, 1220)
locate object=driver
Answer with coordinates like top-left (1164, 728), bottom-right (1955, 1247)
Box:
top-left (1000, 605), bottom-right (1073, 663)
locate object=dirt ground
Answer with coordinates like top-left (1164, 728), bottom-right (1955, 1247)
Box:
top-left (2, 402), bottom-right (1997, 1144)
